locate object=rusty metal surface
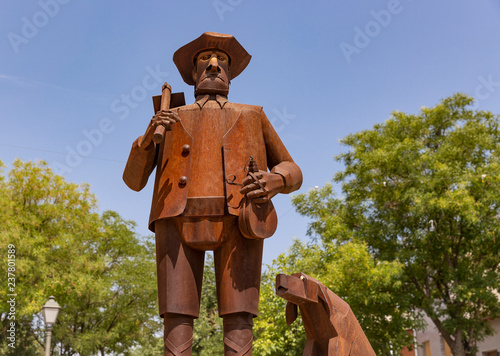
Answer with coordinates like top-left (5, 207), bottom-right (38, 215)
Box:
top-left (276, 273), bottom-right (377, 356)
top-left (238, 157), bottom-right (278, 239)
top-left (123, 32), bottom-right (302, 355)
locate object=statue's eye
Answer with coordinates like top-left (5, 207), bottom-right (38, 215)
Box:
top-left (218, 56), bottom-right (226, 61)
top-left (201, 55), bottom-right (211, 60)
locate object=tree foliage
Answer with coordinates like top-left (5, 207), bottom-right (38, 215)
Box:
top-left (0, 160), bottom-right (161, 355)
top-left (293, 94), bottom-right (500, 356)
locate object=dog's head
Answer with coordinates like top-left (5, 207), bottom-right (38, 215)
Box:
top-left (276, 273), bottom-right (325, 325)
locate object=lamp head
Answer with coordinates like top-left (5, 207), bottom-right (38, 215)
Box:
top-left (42, 296), bottom-right (60, 326)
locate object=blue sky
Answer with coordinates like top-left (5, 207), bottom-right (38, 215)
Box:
top-left (2, 0), bottom-right (500, 265)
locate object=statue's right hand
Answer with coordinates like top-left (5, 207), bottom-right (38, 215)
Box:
top-left (141, 110), bottom-right (181, 147)
top-left (151, 110), bottom-right (181, 129)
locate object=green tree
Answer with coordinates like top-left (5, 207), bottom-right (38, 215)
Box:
top-left (294, 94), bottom-right (500, 356)
top-left (0, 160), bottom-right (161, 355)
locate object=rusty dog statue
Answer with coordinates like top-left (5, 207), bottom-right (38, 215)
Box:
top-left (276, 273), bottom-right (376, 356)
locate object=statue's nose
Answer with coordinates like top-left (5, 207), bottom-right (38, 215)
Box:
top-left (207, 56), bottom-right (221, 73)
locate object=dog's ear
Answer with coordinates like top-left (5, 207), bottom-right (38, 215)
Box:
top-left (285, 302), bottom-right (298, 326)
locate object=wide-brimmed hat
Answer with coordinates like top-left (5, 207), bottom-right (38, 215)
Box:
top-left (173, 32), bottom-right (251, 86)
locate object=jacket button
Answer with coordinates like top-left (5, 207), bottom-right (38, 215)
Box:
top-left (179, 176), bottom-right (187, 186)
top-left (182, 144), bottom-right (191, 153)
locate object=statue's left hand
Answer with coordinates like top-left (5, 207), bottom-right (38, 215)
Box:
top-left (239, 171), bottom-right (285, 204)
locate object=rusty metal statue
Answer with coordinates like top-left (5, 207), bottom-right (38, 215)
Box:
top-left (123, 32), bottom-right (302, 355)
top-left (276, 273), bottom-right (376, 356)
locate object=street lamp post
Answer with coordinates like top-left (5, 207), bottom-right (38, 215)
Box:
top-left (42, 296), bottom-right (60, 356)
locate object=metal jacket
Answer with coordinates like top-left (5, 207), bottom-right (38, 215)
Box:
top-left (123, 98), bottom-right (302, 232)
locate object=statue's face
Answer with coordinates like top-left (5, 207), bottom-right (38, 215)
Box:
top-left (192, 50), bottom-right (230, 96)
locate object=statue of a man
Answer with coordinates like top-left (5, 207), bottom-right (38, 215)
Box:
top-left (123, 32), bottom-right (302, 355)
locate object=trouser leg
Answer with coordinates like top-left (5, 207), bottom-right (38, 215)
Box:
top-left (155, 219), bottom-right (205, 318)
top-left (164, 314), bottom-right (194, 356)
top-left (223, 312), bottom-right (254, 356)
top-left (214, 217), bottom-right (263, 317)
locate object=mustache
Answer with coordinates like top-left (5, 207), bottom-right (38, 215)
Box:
top-left (200, 73), bottom-right (226, 83)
